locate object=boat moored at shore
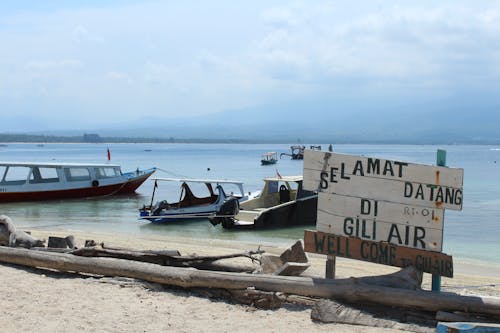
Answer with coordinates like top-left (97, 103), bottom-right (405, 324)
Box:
top-left (0, 162), bottom-right (155, 202)
top-left (139, 178), bottom-right (255, 223)
top-left (210, 175), bottom-right (317, 229)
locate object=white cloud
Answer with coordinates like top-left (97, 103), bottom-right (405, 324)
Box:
top-left (24, 59), bottom-right (83, 71)
top-left (72, 24), bottom-right (104, 43)
top-left (107, 71), bottom-right (133, 84)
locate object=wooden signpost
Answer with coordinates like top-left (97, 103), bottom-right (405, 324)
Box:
top-left (303, 149), bottom-right (464, 290)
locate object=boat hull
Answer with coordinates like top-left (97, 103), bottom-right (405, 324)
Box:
top-left (226, 196), bottom-right (317, 229)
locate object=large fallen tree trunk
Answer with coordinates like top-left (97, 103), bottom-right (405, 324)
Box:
top-left (68, 246), bottom-right (262, 272)
top-left (1, 247), bottom-right (499, 316)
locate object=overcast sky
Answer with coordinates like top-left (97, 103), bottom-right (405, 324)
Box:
top-left (1, 1), bottom-right (499, 132)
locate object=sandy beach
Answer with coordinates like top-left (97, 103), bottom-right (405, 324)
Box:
top-left (1, 229), bottom-right (499, 333)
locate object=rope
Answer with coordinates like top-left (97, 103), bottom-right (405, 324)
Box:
top-left (154, 167), bottom-right (191, 179)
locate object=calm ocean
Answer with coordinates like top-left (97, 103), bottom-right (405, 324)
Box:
top-left (0, 143), bottom-right (499, 271)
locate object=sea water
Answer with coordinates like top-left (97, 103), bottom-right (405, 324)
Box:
top-left (0, 143), bottom-right (499, 273)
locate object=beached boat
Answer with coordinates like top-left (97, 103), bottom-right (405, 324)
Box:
top-left (209, 175), bottom-right (317, 229)
top-left (0, 162), bottom-right (155, 202)
top-left (139, 178), bottom-right (255, 223)
top-left (261, 152), bottom-right (278, 165)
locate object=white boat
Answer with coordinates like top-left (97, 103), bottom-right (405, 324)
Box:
top-left (139, 178), bottom-right (255, 223)
top-left (0, 162), bottom-right (156, 202)
top-left (209, 175), bottom-right (317, 229)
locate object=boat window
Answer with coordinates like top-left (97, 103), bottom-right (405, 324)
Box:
top-left (29, 167), bottom-right (59, 184)
top-left (221, 183), bottom-right (243, 197)
top-left (268, 181), bottom-right (279, 194)
top-left (1, 166), bottom-right (30, 184)
top-left (95, 167), bottom-right (119, 179)
top-left (64, 167), bottom-right (91, 181)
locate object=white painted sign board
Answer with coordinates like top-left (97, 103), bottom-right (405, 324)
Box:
top-left (317, 193), bottom-right (445, 251)
top-left (303, 150), bottom-right (464, 211)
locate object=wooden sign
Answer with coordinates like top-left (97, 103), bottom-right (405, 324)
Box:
top-left (317, 193), bottom-right (445, 251)
top-left (303, 150), bottom-right (464, 210)
top-left (304, 230), bottom-right (453, 277)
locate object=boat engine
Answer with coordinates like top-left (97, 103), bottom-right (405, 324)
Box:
top-left (152, 200), bottom-right (170, 216)
top-left (209, 196), bottom-right (239, 227)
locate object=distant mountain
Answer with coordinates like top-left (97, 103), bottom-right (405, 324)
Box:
top-left (9, 93), bottom-right (500, 144)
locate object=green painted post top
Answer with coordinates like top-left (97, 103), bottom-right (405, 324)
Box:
top-left (437, 149), bottom-right (447, 167)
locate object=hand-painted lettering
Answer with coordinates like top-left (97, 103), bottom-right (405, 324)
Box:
top-left (404, 182), bottom-right (462, 207)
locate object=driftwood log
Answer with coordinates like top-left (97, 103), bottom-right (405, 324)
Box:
top-left (67, 246), bottom-right (263, 273)
top-left (0, 215), bottom-right (44, 248)
top-left (311, 299), bottom-right (435, 333)
top-left (259, 240), bottom-right (310, 276)
top-left (0, 247), bottom-right (499, 316)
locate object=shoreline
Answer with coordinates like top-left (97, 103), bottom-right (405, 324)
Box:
top-left (19, 228), bottom-right (500, 297)
top-left (17, 223), bottom-right (500, 280)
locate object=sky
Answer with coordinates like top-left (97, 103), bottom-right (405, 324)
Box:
top-left (1, 1), bottom-right (500, 133)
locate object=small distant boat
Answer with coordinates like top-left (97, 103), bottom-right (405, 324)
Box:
top-left (261, 152), bottom-right (278, 165)
top-left (0, 162), bottom-right (155, 202)
top-left (210, 175), bottom-right (317, 229)
top-left (139, 178), bottom-right (255, 223)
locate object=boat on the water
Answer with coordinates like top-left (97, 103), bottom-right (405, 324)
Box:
top-left (139, 178), bottom-right (255, 223)
top-left (209, 175), bottom-right (317, 229)
top-left (0, 162), bottom-right (156, 202)
top-left (280, 145), bottom-right (305, 160)
top-left (261, 152), bottom-right (278, 165)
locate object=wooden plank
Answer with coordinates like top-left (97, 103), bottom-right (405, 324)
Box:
top-left (318, 193), bottom-right (444, 228)
top-left (317, 193), bottom-right (444, 251)
top-left (303, 230), bottom-right (454, 277)
top-left (303, 150), bottom-right (464, 210)
top-left (304, 150), bottom-right (464, 186)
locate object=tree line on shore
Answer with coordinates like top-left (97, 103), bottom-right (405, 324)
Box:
top-left (0, 133), bottom-right (250, 144)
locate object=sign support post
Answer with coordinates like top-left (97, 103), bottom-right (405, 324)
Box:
top-left (432, 149), bottom-right (447, 292)
top-left (326, 255), bottom-right (335, 279)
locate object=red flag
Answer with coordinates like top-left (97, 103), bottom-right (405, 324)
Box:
top-left (107, 148), bottom-right (111, 161)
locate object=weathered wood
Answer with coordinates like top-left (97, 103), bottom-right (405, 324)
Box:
top-left (259, 240), bottom-right (310, 276)
top-left (317, 193), bottom-right (445, 251)
top-left (303, 150), bottom-right (464, 210)
top-left (353, 266), bottom-right (422, 290)
top-left (436, 311), bottom-right (498, 324)
top-left (230, 289), bottom-right (282, 309)
top-left (279, 240), bottom-right (308, 263)
top-left (70, 246), bottom-right (260, 272)
top-left (325, 255), bottom-right (336, 279)
top-left (311, 299), bottom-right (434, 333)
top-left (304, 230), bottom-right (454, 277)
top-left (0, 215), bottom-right (44, 248)
top-left (0, 215), bottom-right (16, 245)
top-left (0, 247), bottom-right (499, 316)
top-left (48, 236), bottom-right (69, 248)
top-left (192, 287), bottom-right (282, 309)
top-left (65, 235), bottom-right (76, 249)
